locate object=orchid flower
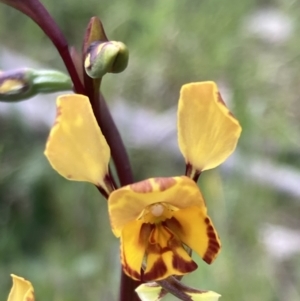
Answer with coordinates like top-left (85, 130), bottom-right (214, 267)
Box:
top-left (44, 81), bottom-right (241, 282)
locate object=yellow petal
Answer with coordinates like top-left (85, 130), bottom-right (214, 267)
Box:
top-left (7, 275), bottom-right (34, 301)
top-left (178, 82), bottom-right (241, 172)
top-left (108, 176), bottom-right (205, 237)
top-left (120, 220), bottom-right (150, 280)
top-left (44, 94), bottom-right (110, 189)
top-left (167, 206), bottom-right (221, 264)
top-left (143, 225), bottom-right (197, 281)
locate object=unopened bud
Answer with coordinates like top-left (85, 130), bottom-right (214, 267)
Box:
top-left (0, 68), bottom-right (72, 102)
top-left (84, 41), bottom-right (129, 79)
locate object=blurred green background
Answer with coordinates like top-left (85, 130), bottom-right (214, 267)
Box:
top-left (1, 0), bottom-right (300, 300)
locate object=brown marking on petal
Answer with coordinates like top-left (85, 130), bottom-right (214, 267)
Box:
top-left (172, 252), bottom-right (198, 273)
top-left (56, 106), bottom-right (62, 117)
top-left (203, 217), bottom-right (221, 264)
top-left (51, 106), bottom-right (62, 127)
top-left (147, 241), bottom-right (167, 254)
top-left (120, 242), bottom-right (142, 281)
top-left (204, 217), bottom-right (210, 224)
top-left (154, 177), bottom-right (176, 191)
top-left (166, 232), bottom-right (197, 272)
top-left (168, 233), bottom-right (198, 273)
top-left (122, 261), bottom-right (141, 281)
top-left (217, 92), bottom-right (226, 106)
top-left (147, 226), bottom-right (173, 254)
top-left (67, 174), bottom-right (73, 179)
top-left (25, 291), bottom-right (35, 301)
top-left (163, 217), bottom-right (183, 234)
top-left (217, 92), bottom-right (235, 118)
top-left (145, 225), bottom-right (196, 280)
top-left (143, 257), bottom-right (168, 281)
top-left (139, 223), bottom-right (153, 246)
top-left (208, 240), bottom-right (220, 249)
top-left (207, 245), bottom-right (220, 254)
top-left (130, 179), bottom-right (153, 193)
top-left (148, 229), bottom-right (162, 249)
top-left (207, 225), bottom-right (215, 235)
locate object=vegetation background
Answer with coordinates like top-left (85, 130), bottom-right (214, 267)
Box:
top-left (0, 0), bottom-right (300, 300)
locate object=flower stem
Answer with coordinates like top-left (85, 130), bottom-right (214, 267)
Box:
top-left (119, 273), bottom-right (141, 301)
top-left (98, 94), bottom-right (135, 187)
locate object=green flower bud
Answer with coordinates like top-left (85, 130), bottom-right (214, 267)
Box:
top-left (0, 68), bottom-right (72, 102)
top-left (84, 41), bottom-right (129, 79)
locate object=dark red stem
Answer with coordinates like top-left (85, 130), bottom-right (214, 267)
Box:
top-left (119, 274), bottom-right (142, 301)
top-left (98, 95), bottom-right (135, 187)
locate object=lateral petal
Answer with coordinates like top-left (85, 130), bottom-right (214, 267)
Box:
top-left (7, 275), bottom-right (34, 301)
top-left (177, 82), bottom-right (241, 172)
top-left (167, 206), bottom-right (221, 264)
top-left (44, 94), bottom-right (111, 189)
top-left (120, 220), bottom-right (151, 281)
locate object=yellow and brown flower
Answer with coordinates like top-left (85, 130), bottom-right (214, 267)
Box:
top-left (44, 81), bottom-right (241, 282)
top-left (108, 176), bottom-right (221, 281)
